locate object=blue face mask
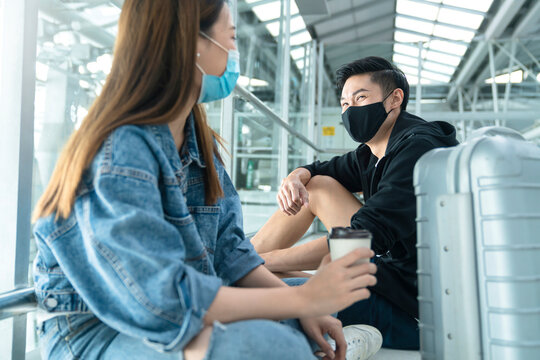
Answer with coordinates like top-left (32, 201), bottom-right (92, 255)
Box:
top-left (196, 32), bottom-right (240, 103)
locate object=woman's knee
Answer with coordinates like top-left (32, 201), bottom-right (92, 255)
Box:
top-left (211, 320), bottom-right (314, 359)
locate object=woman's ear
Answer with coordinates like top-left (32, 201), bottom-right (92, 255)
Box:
top-left (196, 37), bottom-right (205, 59)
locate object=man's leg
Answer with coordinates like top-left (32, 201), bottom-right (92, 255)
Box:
top-left (337, 293), bottom-right (420, 350)
top-left (251, 175), bottom-right (362, 253)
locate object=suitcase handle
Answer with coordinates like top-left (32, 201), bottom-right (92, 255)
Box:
top-left (468, 126), bottom-right (524, 141)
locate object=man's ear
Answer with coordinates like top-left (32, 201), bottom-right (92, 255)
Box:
top-left (390, 88), bottom-right (404, 110)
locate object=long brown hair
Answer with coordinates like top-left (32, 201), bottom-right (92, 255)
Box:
top-left (33, 0), bottom-right (226, 222)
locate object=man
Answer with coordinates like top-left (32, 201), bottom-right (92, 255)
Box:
top-left (251, 56), bottom-right (458, 350)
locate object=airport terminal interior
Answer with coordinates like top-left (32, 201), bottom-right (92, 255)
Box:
top-left (1, 0), bottom-right (539, 359)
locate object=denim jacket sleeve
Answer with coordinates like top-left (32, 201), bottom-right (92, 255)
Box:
top-left (213, 167), bottom-right (264, 285)
top-left (71, 171), bottom-right (223, 352)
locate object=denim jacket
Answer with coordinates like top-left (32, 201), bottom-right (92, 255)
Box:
top-left (33, 114), bottom-right (264, 352)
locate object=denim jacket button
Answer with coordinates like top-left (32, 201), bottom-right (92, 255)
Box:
top-left (45, 297), bottom-right (58, 310)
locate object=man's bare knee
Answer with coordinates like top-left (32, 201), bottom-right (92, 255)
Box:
top-left (184, 326), bottom-right (213, 360)
top-left (306, 175), bottom-right (344, 210)
top-left (305, 175), bottom-right (343, 194)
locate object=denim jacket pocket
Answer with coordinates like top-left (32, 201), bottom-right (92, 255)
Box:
top-left (164, 211), bottom-right (215, 275)
top-left (188, 206), bottom-right (219, 250)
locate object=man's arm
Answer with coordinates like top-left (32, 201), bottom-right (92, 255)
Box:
top-left (301, 149), bottom-right (363, 193)
top-left (260, 235), bottom-right (329, 272)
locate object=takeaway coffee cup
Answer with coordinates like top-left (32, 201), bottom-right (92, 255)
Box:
top-left (327, 227), bottom-right (372, 265)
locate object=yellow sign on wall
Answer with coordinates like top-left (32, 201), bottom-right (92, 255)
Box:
top-left (322, 126), bottom-right (335, 136)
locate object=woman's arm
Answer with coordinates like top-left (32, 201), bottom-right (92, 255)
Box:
top-left (234, 263), bottom-right (288, 288)
top-left (204, 248), bottom-right (377, 325)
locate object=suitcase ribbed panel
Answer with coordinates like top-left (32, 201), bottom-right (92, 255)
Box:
top-left (469, 136), bottom-right (540, 359)
top-left (415, 149), bottom-right (454, 360)
top-left (414, 127), bottom-right (540, 359)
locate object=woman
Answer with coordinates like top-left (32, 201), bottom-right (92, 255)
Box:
top-left (32, 1), bottom-right (377, 359)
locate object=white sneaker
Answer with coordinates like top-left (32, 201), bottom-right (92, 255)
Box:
top-left (327, 324), bottom-right (383, 360)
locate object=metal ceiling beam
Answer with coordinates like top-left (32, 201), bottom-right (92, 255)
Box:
top-left (394, 41), bottom-right (468, 59)
top-left (492, 40), bottom-right (540, 84)
top-left (471, 1), bottom-right (540, 86)
top-left (396, 13), bottom-right (481, 33)
top-left (446, 0), bottom-right (526, 104)
top-left (39, 0), bottom-right (116, 48)
top-left (318, 11), bottom-right (394, 41)
top-left (407, 0), bottom-right (488, 17)
top-left (308, 0), bottom-right (394, 27)
top-left (296, 0), bottom-right (329, 16)
top-left (326, 42), bottom-right (393, 60)
top-left (238, 0), bottom-right (277, 12)
top-left (396, 28), bottom-right (472, 46)
top-left (511, 1), bottom-right (540, 38)
top-left (254, 14), bottom-right (301, 33)
top-left (327, 48), bottom-right (393, 64)
top-left (394, 47), bottom-right (461, 65)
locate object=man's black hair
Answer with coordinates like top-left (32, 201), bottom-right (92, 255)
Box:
top-left (336, 56), bottom-right (409, 110)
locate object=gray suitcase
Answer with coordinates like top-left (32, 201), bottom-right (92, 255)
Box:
top-left (413, 127), bottom-right (540, 360)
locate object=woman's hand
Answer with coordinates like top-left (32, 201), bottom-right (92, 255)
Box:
top-left (299, 248), bottom-right (377, 318)
top-left (300, 315), bottom-right (346, 360)
top-left (277, 168), bottom-right (311, 215)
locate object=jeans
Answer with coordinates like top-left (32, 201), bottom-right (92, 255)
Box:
top-left (38, 314), bottom-right (320, 360)
top-left (337, 291), bottom-right (420, 350)
top-left (38, 279), bottom-right (319, 360)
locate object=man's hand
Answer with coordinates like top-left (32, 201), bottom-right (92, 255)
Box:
top-left (278, 168), bottom-right (311, 215)
top-left (300, 315), bottom-right (346, 360)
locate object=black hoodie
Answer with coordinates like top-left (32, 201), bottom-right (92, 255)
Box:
top-left (302, 111), bottom-right (458, 319)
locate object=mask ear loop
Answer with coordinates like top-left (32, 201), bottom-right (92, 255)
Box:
top-left (199, 31), bottom-right (229, 53)
top-left (382, 89), bottom-right (397, 115)
top-left (195, 53), bottom-right (206, 74)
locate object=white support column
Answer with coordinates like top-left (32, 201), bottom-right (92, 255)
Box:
top-left (221, 96), bottom-right (235, 177)
top-left (278, 0), bottom-right (291, 181)
top-left (503, 40), bottom-right (517, 127)
top-left (487, 41), bottom-right (500, 126)
top-left (224, 0), bottom-right (237, 179)
top-left (34, 68), bottom-right (77, 190)
top-left (472, 86), bottom-right (481, 128)
top-left (316, 42), bottom-right (324, 157)
top-left (457, 88), bottom-right (466, 141)
top-left (306, 40), bottom-right (317, 164)
top-left (416, 41), bottom-right (423, 116)
top-left (0, 0), bottom-right (38, 359)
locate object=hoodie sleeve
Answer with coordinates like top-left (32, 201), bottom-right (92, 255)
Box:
top-left (300, 149), bottom-right (363, 193)
top-left (350, 138), bottom-right (436, 253)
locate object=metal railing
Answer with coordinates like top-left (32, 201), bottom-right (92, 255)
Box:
top-left (233, 85), bottom-right (350, 155)
top-left (0, 287), bottom-right (37, 321)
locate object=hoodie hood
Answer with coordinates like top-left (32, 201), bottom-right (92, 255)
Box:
top-left (386, 111), bottom-right (458, 155)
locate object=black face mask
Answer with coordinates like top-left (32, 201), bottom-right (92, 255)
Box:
top-left (341, 92), bottom-right (393, 143)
